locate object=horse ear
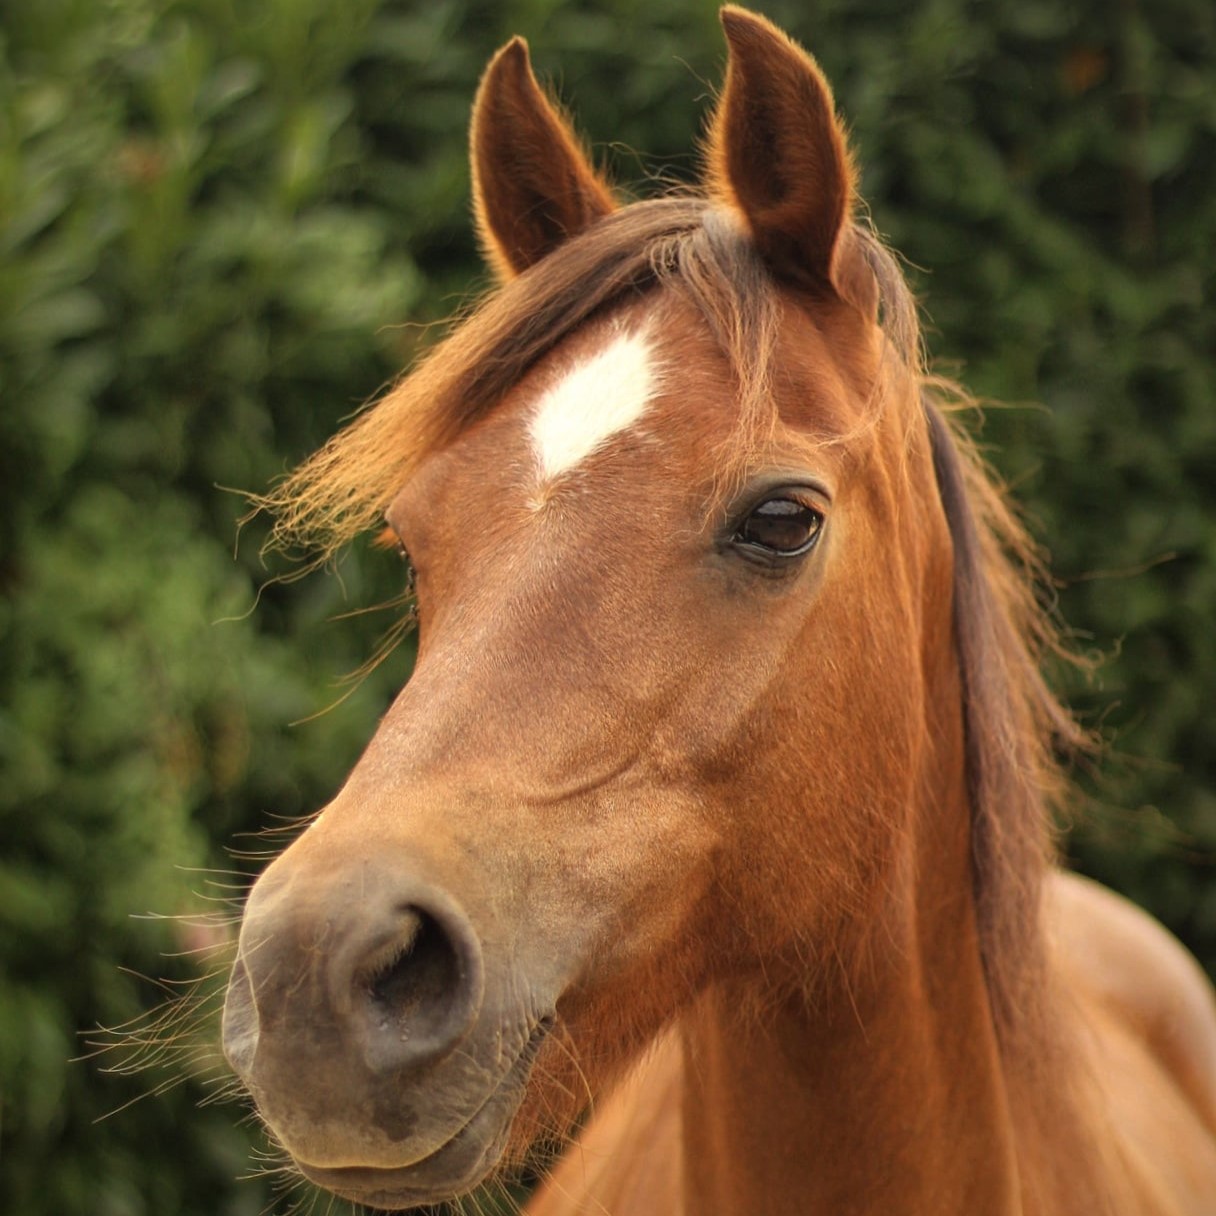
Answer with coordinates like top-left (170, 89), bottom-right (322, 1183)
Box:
top-left (707, 8), bottom-right (877, 316)
top-left (470, 37), bottom-right (617, 281)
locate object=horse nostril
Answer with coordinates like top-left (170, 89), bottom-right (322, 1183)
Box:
top-left (364, 909), bottom-right (458, 1021)
top-left (223, 868), bottom-right (487, 1089)
top-left (349, 903), bottom-right (483, 1072)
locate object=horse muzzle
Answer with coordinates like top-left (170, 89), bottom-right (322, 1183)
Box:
top-left (221, 848), bottom-right (554, 1207)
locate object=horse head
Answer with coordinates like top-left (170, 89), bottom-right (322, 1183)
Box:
top-left (221, 9), bottom-right (1069, 1210)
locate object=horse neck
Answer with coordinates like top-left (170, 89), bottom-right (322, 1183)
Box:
top-left (679, 746), bottom-right (1027, 1214)
top-left (676, 635), bottom-right (1108, 1215)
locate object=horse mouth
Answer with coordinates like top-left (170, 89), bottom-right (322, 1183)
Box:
top-left (296, 1017), bottom-right (552, 1208)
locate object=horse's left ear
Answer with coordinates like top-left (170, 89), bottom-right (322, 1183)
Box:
top-left (471, 37), bottom-right (617, 281)
top-left (707, 8), bottom-right (877, 317)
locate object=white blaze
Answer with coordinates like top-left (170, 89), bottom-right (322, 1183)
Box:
top-left (529, 328), bottom-right (657, 483)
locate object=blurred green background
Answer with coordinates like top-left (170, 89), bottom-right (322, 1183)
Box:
top-left (1, 0), bottom-right (1213, 1212)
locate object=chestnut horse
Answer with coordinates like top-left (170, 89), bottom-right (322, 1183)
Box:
top-left (222, 9), bottom-right (1216, 1214)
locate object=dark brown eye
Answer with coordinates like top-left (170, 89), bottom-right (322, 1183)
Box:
top-left (735, 497), bottom-right (824, 557)
top-left (397, 548), bottom-right (417, 596)
top-left (374, 526), bottom-right (417, 592)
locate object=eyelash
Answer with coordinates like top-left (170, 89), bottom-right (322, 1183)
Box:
top-left (376, 526), bottom-right (418, 593)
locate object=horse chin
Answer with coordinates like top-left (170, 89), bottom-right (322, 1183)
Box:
top-left (292, 1016), bottom-right (554, 1210)
top-left (296, 1130), bottom-right (503, 1211)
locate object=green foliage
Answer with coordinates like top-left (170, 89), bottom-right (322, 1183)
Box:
top-left (1, 0), bottom-right (1213, 1213)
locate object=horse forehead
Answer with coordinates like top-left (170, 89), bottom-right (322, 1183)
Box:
top-left (391, 306), bottom-right (714, 536)
top-left (520, 322), bottom-right (675, 499)
top-left (514, 291), bottom-right (876, 480)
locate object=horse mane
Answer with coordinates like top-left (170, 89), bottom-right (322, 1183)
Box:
top-left (256, 195), bottom-right (1090, 1057)
top-left (924, 402), bottom-right (1091, 1054)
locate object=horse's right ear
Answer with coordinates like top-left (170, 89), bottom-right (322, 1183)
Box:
top-left (470, 38), bottom-right (617, 281)
top-left (706, 8), bottom-right (877, 317)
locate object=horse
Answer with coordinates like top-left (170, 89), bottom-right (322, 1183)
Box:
top-left (221, 9), bottom-right (1216, 1213)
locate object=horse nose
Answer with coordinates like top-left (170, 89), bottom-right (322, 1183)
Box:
top-left (343, 900), bottom-right (485, 1071)
top-left (222, 864), bottom-right (485, 1085)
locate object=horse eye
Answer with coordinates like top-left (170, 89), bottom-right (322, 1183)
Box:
top-left (398, 548), bottom-right (418, 594)
top-left (735, 497), bottom-right (824, 557)
top-left (375, 526), bottom-right (417, 592)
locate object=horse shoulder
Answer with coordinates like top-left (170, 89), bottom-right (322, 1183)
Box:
top-left (525, 1029), bottom-right (684, 1216)
top-left (1048, 869), bottom-right (1216, 1211)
